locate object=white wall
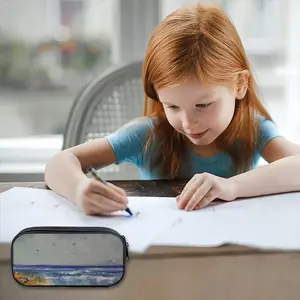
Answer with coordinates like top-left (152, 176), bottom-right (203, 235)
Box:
top-left (0, 0), bottom-right (59, 43)
top-left (0, 0), bottom-right (117, 43)
top-left (160, 0), bottom-right (285, 43)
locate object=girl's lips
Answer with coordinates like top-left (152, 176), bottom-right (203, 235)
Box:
top-left (188, 129), bottom-right (208, 139)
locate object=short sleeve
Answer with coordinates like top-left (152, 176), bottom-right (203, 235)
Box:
top-left (105, 117), bottom-right (154, 166)
top-left (257, 118), bottom-right (282, 153)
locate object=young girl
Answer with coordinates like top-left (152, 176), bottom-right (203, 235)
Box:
top-left (45, 3), bottom-right (300, 214)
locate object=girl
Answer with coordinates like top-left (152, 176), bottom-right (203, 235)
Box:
top-left (45, 3), bottom-right (300, 215)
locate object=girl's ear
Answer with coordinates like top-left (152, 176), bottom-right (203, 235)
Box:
top-left (235, 70), bottom-right (249, 100)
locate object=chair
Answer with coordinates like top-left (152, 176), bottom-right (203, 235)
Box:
top-left (62, 60), bottom-right (145, 180)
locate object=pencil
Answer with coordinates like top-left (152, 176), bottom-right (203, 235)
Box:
top-left (88, 167), bottom-right (133, 216)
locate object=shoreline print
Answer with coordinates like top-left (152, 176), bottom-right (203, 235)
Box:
top-left (14, 264), bottom-right (124, 286)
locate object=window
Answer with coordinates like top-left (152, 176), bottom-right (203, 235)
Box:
top-left (0, 0), bottom-right (117, 180)
top-left (0, 0), bottom-right (116, 139)
top-left (0, 0), bottom-right (159, 181)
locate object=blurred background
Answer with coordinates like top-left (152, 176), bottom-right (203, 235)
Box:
top-left (0, 0), bottom-right (299, 182)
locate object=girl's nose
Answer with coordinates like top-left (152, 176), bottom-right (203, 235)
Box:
top-left (182, 113), bottom-right (197, 131)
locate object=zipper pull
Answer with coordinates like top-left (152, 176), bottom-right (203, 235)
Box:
top-left (121, 235), bottom-right (129, 261)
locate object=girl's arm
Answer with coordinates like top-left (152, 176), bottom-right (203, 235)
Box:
top-left (44, 138), bottom-right (118, 204)
top-left (229, 137), bottom-right (300, 199)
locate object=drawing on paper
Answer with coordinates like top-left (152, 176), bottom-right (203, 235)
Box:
top-left (101, 211), bottom-right (141, 218)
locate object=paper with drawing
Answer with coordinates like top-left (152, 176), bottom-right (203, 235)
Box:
top-left (152, 192), bottom-right (300, 250)
top-left (0, 187), bottom-right (180, 253)
top-left (1, 187), bottom-right (300, 252)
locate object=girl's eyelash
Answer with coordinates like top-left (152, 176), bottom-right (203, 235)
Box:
top-left (196, 103), bottom-right (212, 108)
top-left (166, 103), bottom-right (212, 109)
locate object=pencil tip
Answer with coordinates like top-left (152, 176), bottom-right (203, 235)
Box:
top-left (126, 207), bottom-right (133, 216)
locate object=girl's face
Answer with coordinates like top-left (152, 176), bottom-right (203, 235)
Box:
top-left (156, 77), bottom-right (237, 147)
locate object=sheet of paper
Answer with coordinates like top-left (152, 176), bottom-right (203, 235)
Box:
top-left (3, 187), bottom-right (300, 252)
top-left (0, 187), bottom-right (181, 253)
top-left (152, 192), bottom-right (300, 250)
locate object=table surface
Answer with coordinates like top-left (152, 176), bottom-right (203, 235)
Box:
top-left (0, 180), bottom-right (293, 258)
top-left (0, 179), bottom-right (187, 196)
top-left (2, 181), bottom-right (300, 300)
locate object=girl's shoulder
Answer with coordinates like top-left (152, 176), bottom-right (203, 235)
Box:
top-left (104, 116), bottom-right (162, 166)
top-left (119, 115), bottom-right (163, 133)
top-left (118, 116), bottom-right (156, 134)
top-left (255, 114), bottom-right (282, 152)
top-left (256, 114), bottom-right (279, 133)
top-left (107, 116), bottom-right (161, 144)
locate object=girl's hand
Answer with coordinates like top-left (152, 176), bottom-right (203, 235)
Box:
top-left (75, 177), bottom-right (128, 215)
top-left (177, 173), bottom-right (237, 211)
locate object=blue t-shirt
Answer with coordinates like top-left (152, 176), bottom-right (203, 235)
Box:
top-left (105, 116), bottom-right (281, 180)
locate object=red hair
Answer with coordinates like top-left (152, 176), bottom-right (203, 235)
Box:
top-left (142, 3), bottom-right (273, 179)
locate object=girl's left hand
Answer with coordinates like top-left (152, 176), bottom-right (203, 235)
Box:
top-left (177, 173), bottom-right (237, 211)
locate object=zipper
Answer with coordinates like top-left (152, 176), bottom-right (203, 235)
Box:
top-left (121, 235), bottom-right (130, 261)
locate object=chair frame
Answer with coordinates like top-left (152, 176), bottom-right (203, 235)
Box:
top-left (62, 60), bottom-right (144, 149)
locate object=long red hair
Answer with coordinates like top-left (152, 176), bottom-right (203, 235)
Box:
top-left (142, 3), bottom-right (273, 179)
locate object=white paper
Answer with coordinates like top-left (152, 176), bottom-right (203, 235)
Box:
top-left (152, 192), bottom-right (300, 250)
top-left (0, 187), bottom-right (180, 253)
top-left (2, 187), bottom-right (300, 252)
